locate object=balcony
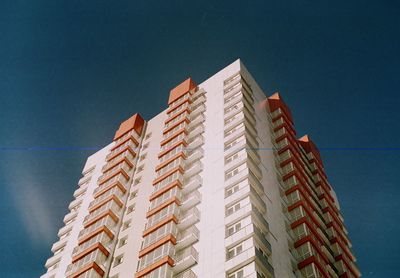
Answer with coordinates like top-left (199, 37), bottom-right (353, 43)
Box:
top-left (224, 101), bottom-right (244, 120)
top-left (73, 186), bottom-right (87, 198)
top-left (183, 176), bottom-right (202, 194)
top-left (187, 125), bottom-right (204, 140)
top-left (65, 249), bottom-right (107, 277)
top-left (190, 94), bottom-right (206, 107)
top-left (284, 175), bottom-right (300, 189)
top-left (51, 238), bottom-right (67, 253)
top-left (57, 224), bottom-right (72, 238)
top-left (83, 200), bottom-right (121, 226)
top-left (72, 231), bottom-right (112, 257)
top-left (98, 163), bottom-right (131, 185)
top-left (224, 125), bottom-right (247, 146)
top-left (190, 103), bottom-right (205, 118)
top-left (186, 148), bottom-right (203, 164)
top-left (176, 225), bottom-right (200, 250)
top-left (247, 147), bottom-right (261, 165)
top-left (225, 184), bottom-right (266, 215)
top-left (225, 112), bottom-right (245, 131)
top-left (276, 137), bottom-right (290, 150)
top-left (225, 224), bottom-right (271, 256)
top-left (270, 108), bottom-right (283, 119)
top-left (174, 268), bottom-right (197, 278)
top-left (93, 174), bottom-right (128, 197)
top-left (78, 176), bottom-right (91, 187)
top-left (188, 114), bottom-right (204, 130)
top-left (184, 162), bottom-right (202, 179)
top-left (78, 216), bottom-right (116, 240)
top-left (187, 135), bottom-right (204, 150)
top-left (102, 152), bottom-right (135, 172)
top-left (178, 207), bottom-right (200, 230)
top-left (225, 168), bottom-right (250, 189)
top-left (224, 73), bottom-right (241, 87)
top-left (78, 268), bottom-right (103, 278)
top-left (248, 170), bottom-right (265, 197)
top-left (45, 253), bottom-right (62, 269)
top-left (68, 198), bottom-right (83, 211)
top-left (273, 127), bottom-right (288, 140)
top-left (281, 162), bottom-right (295, 176)
top-left (247, 158), bottom-right (262, 181)
top-left (225, 247), bottom-right (252, 272)
top-left (255, 248), bottom-right (274, 277)
top-left (63, 211), bottom-right (78, 224)
top-left (254, 226), bottom-right (272, 254)
top-left (224, 140), bottom-right (247, 160)
top-left (271, 117), bottom-right (285, 129)
top-left (173, 246), bottom-right (199, 274)
top-left (114, 129), bottom-right (141, 147)
top-left (225, 203), bottom-right (269, 233)
top-left (106, 139), bottom-right (137, 160)
top-left (89, 187), bottom-right (125, 210)
top-left (180, 190), bottom-right (201, 211)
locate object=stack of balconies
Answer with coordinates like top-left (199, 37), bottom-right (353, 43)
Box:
top-left (266, 93), bottom-right (360, 278)
top-left (223, 73), bottom-right (274, 278)
top-left (66, 115), bottom-right (145, 278)
top-left (135, 79), bottom-right (205, 278)
top-left (43, 166), bottom-right (96, 277)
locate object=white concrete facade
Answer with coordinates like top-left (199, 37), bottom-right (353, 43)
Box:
top-left (42, 59), bottom-right (358, 278)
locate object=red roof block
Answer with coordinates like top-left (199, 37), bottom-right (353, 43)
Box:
top-left (113, 113), bottom-right (145, 141)
top-left (267, 92), bottom-right (293, 122)
top-left (298, 135), bottom-right (323, 167)
top-left (168, 78), bottom-right (197, 105)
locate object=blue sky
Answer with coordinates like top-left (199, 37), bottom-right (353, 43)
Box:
top-left (0, 1), bottom-right (399, 277)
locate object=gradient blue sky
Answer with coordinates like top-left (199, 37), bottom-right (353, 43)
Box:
top-left (1, 1), bottom-right (399, 277)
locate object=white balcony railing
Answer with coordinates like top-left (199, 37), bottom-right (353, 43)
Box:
top-left (65, 249), bottom-right (107, 277)
top-left (178, 207), bottom-right (200, 230)
top-left (72, 231), bottom-right (111, 257)
top-left (173, 246), bottom-right (199, 273)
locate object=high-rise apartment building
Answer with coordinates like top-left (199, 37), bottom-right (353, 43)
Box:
top-left (42, 60), bottom-right (360, 278)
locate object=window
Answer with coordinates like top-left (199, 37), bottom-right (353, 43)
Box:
top-left (225, 168), bottom-right (239, 180)
top-left (226, 202), bottom-right (241, 216)
top-left (127, 204), bottom-right (136, 214)
top-left (136, 165), bottom-right (144, 173)
top-left (130, 190), bottom-right (138, 200)
top-left (228, 269), bottom-right (244, 278)
top-left (225, 152), bottom-right (239, 164)
top-left (225, 184), bottom-right (239, 197)
top-left (139, 153), bottom-right (147, 161)
top-left (225, 162), bottom-right (247, 180)
top-left (142, 143), bottom-right (149, 150)
top-left (226, 221), bottom-right (242, 237)
top-left (122, 220), bottom-right (132, 230)
top-left (113, 255), bottom-right (124, 267)
top-left (119, 237), bottom-right (128, 247)
top-left (134, 177), bottom-right (142, 185)
top-left (145, 132), bottom-right (152, 140)
top-left (227, 243), bottom-right (243, 260)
